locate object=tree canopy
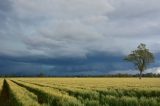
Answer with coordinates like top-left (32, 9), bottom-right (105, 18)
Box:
top-left (124, 43), bottom-right (154, 79)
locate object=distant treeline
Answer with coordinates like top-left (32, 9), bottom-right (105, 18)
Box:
top-left (0, 73), bottom-right (160, 78)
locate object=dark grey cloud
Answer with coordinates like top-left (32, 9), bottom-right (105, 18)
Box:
top-left (0, 53), bottom-right (160, 75)
top-left (0, 53), bottom-right (129, 75)
top-left (0, 0), bottom-right (160, 75)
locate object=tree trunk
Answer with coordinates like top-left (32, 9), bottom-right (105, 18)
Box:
top-left (139, 71), bottom-right (142, 79)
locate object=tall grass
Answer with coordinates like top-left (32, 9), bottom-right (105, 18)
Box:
top-left (0, 79), bottom-right (3, 95)
top-left (0, 79), bottom-right (20, 106)
top-left (16, 78), bottom-right (160, 89)
top-left (12, 80), bottom-right (83, 106)
top-left (18, 80), bottom-right (101, 105)
top-left (15, 79), bottom-right (160, 106)
top-left (5, 78), bottom-right (160, 106)
top-left (7, 80), bottom-right (42, 106)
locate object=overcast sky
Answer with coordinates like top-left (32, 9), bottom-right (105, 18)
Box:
top-left (0, 0), bottom-right (160, 75)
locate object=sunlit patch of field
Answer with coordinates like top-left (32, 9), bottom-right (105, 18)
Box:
top-left (0, 78), bottom-right (159, 106)
top-left (17, 78), bottom-right (160, 89)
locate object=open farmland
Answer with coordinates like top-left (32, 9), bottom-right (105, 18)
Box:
top-left (0, 78), bottom-right (159, 106)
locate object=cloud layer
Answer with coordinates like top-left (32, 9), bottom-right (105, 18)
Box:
top-left (0, 0), bottom-right (160, 75)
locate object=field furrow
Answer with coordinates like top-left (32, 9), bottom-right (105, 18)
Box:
top-left (0, 79), bottom-right (3, 94)
top-left (17, 80), bottom-right (100, 106)
top-left (17, 78), bottom-right (160, 89)
top-left (15, 79), bottom-right (160, 106)
top-left (17, 79), bottom-right (160, 98)
top-left (0, 78), bottom-right (158, 106)
top-left (11, 80), bottom-right (83, 106)
top-left (7, 80), bottom-right (44, 106)
top-left (0, 79), bottom-right (18, 105)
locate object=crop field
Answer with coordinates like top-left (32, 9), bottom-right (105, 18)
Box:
top-left (0, 78), bottom-right (159, 106)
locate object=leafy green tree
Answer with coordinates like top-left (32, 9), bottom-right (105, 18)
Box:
top-left (124, 43), bottom-right (154, 79)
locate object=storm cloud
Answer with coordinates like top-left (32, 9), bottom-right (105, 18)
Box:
top-left (0, 0), bottom-right (160, 75)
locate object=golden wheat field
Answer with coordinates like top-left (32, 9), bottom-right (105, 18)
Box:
top-left (0, 78), bottom-right (159, 106)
